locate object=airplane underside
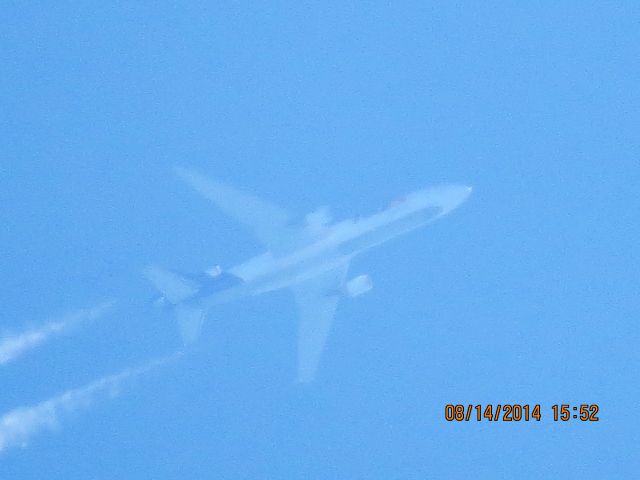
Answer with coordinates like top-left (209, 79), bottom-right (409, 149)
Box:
top-left (145, 168), bottom-right (471, 382)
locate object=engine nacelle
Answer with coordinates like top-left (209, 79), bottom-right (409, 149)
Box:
top-left (345, 274), bottom-right (373, 297)
top-left (206, 265), bottom-right (223, 278)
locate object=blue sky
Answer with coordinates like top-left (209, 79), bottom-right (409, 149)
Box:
top-left (2, 2), bottom-right (638, 478)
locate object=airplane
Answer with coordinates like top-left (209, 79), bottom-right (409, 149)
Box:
top-left (145, 168), bottom-right (472, 382)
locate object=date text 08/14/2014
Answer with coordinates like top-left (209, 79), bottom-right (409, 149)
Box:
top-left (444, 404), bottom-right (600, 422)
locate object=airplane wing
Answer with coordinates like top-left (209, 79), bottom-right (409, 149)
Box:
top-left (292, 262), bottom-right (350, 383)
top-left (175, 167), bottom-right (305, 253)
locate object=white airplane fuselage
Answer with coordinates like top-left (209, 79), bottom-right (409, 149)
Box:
top-left (196, 185), bottom-right (472, 309)
top-left (145, 170), bottom-right (472, 379)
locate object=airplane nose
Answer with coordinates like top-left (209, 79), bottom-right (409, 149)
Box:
top-left (458, 185), bottom-right (473, 205)
top-left (451, 185), bottom-right (473, 203)
top-left (437, 184), bottom-right (472, 214)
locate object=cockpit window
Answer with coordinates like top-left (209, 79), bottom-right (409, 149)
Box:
top-left (387, 196), bottom-right (406, 208)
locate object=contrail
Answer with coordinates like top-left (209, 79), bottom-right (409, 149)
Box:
top-left (0, 302), bottom-right (114, 366)
top-left (0, 353), bottom-right (180, 454)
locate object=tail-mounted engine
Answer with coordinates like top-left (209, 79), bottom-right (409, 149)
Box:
top-left (344, 274), bottom-right (373, 297)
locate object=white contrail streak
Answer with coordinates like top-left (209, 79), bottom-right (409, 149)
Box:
top-left (0, 302), bottom-right (114, 366)
top-left (0, 353), bottom-right (179, 454)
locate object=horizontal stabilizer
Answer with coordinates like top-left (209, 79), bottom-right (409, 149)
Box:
top-left (175, 305), bottom-right (206, 345)
top-left (144, 265), bottom-right (198, 304)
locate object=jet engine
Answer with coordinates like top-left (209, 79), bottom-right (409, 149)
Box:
top-left (344, 274), bottom-right (373, 297)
